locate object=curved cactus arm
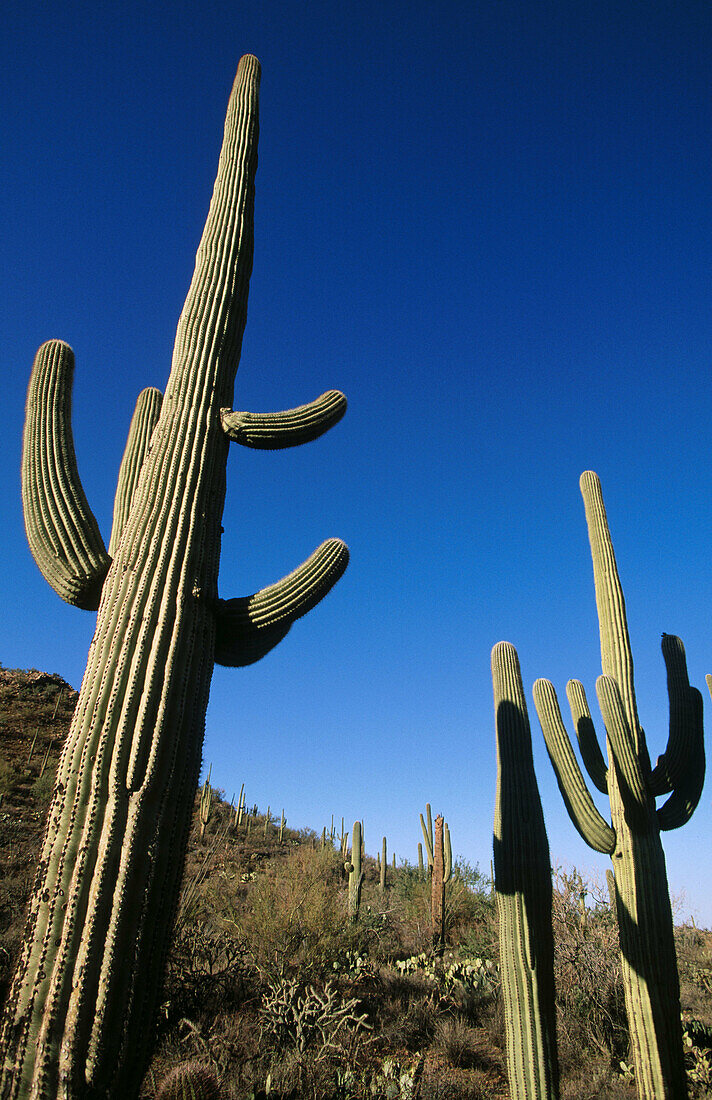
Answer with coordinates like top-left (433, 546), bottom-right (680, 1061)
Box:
top-left (214, 537), bottom-right (348, 666)
top-left (595, 675), bottom-right (651, 829)
top-left (533, 679), bottom-right (616, 855)
top-left (443, 822), bottom-right (452, 884)
top-left (21, 340), bottom-right (111, 610)
top-left (419, 812), bottom-right (434, 867)
top-left (707, 674), bottom-right (712, 701)
top-left (657, 686), bottom-right (705, 831)
top-left (221, 389), bottom-right (346, 449)
top-left (108, 387), bottom-right (163, 557)
top-left (565, 679), bottom-right (608, 793)
top-left (650, 634), bottom-right (699, 796)
top-left (493, 643), bottom-right (560, 1100)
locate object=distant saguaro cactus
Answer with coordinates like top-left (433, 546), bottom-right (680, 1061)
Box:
top-left (346, 821), bottom-right (364, 921)
top-left (3, 55), bottom-right (348, 1099)
top-left (199, 763), bottom-right (213, 839)
top-left (532, 472), bottom-right (704, 1100)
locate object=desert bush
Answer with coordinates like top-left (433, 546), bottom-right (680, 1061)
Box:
top-left (31, 771), bottom-right (54, 806)
top-left (228, 845), bottom-right (355, 981)
top-left (551, 867), bottom-right (627, 1071)
top-left (433, 1017), bottom-right (485, 1069)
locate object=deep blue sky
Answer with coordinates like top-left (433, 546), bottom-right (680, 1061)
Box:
top-left (3, 1), bottom-right (712, 923)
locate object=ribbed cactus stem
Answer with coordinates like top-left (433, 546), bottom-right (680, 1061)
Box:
top-left (22, 340), bottom-right (111, 609)
top-left (432, 815), bottom-right (446, 954)
top-left (3, 54), bottom-right (348, 1099)
top-left (493, 642), bottom-right (559, 1100)
top-left (347, 821), bottom-right (364, 921)
top-left (419, 803), bottom-right (434, 872)
top-left (199, 764), bottom-right (213, 839)
top-left (221, 389), bottom-right (346, 448)
top-left (532, 473), bottom-right (704, 1100)
top-left (580, 472), bottom-right (691, 1099)
top-left (417, 842), bottom-right (424, 877)
top-left (380, 837), bottom-right (387, 892)
top-left (108, 387), bottom-right (163, 557)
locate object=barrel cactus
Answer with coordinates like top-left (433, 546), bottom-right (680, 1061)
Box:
top-left (532, 472), bottom-right (704, 1099)
top-left (2, 55), bottom-right (348, 1098)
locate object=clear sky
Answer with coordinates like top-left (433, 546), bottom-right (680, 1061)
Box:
top-left (3, 1), bottom-right (712, 924)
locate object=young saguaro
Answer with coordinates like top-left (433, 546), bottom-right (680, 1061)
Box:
top-left (4, 55), bottom-right (348, 1099)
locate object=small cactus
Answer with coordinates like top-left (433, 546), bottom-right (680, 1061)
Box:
top-left (156, 1061), bottom-right (220, 1100)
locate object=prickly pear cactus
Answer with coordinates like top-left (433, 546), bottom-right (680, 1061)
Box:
top-left (532, 472), bottom-right (704, 1099)
top-left (3, 55), bottom-right (348, 1099)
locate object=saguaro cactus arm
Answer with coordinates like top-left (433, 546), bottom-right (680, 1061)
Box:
top-left (650, 634), bottom-right (703, 796)
top-left (214, 538), bottom-right (349, 666)
top-left (595, 675), bottom-right (650, 828)
top-left (221, 389), bottom-right (346, 448)
top-left (656, 686), bottom-right (704, 831)
top-left (21, 340), bottom-right (111, 610)
top-left (108, 386), bottom-right (163, 556)
top-left (4, 55), bottom-right (349, 1100)
top-left (565, 680), bottom-right (608, 793)
top-left (492, 642), bottom-right (559, 1100)
top-left (532, 678), bottom-right (616, 855)
top-left (419, 803), bottom-right (434, 870)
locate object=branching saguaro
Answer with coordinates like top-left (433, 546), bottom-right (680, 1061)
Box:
top-left (3, 55), bottom-right (348, 1099)
top-left (533, 472), bottom-right (705, 1100)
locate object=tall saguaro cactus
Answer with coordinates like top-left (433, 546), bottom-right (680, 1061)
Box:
top-left (532, 472), bottom-right (704, 1100)
top-left (492, 642), bottom-right (559, 1100)
top-left (4, 55), bottom-right (348, 1099)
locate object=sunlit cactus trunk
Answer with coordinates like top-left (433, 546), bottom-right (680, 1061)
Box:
top-left (3, 55), bottom-right (348, 1099)
top-left (533, 472), bottom-right (705, 1100)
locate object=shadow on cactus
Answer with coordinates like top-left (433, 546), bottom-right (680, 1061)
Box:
top-left (532, 471), bottom-right (705, 1100)
top-left (2, 55), bottom-right (348, 1099)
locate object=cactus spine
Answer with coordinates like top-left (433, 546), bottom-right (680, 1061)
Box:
top-left (492, 641), bottom-right (559, 1100)
top-left (4, 55), bottom-right (348, 1099)
top-left (532, 472), bottom-right (704, 1099)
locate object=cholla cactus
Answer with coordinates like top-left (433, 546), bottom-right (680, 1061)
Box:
top-left (532, 472), bottom-right (704, 1099)
top-left (2, 55), bottom-right (348, 1099)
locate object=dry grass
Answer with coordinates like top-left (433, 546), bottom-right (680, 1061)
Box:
top-left (2, 668), bottom-right (711, 1098)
